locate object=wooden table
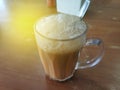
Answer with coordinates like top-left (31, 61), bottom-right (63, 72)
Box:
top-left (0, 0), bottom-right (120, 90)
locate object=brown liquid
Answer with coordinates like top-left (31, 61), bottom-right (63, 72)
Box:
top-left (38, 47), bottom-right (79, 80)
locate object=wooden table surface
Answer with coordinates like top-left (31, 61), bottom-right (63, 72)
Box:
top-left (0, 0), bottom-right (120, 90)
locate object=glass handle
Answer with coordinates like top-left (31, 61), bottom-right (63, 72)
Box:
top-left (79, 0), bottom-right (90, 18)
top-left (75, 38), bottom-right (104, 69)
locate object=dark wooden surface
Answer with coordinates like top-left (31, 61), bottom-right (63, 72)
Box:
top-left (0, 0), bottom-right (120, 90)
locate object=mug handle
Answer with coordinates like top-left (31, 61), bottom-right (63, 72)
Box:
top-left (75, 38), bottom-right (104, 69)
top-left (79, 0), bottom-right (91, 18)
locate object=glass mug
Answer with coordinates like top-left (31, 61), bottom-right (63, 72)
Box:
top-left (34, 14), bottom-right (104, 82)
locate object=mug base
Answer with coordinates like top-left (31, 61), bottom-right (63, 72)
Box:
top-left (46, 70), bottom-right (75, 82)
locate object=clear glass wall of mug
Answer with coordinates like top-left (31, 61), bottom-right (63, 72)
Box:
top-left (34, 14), bottom-right (104, 82)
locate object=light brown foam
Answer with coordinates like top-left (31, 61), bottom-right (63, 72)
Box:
top-left (36, 14), bottom-right (86, 40)
top-left (35, 14), bottom-right (87, 54)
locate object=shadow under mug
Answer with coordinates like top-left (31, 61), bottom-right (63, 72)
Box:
top-left (34, 19), bottom-right (104, 82)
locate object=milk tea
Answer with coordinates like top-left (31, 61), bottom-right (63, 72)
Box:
top-left (34, 14), bottom-right (87, 81)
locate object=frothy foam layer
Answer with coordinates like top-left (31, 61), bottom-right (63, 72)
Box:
top-left (35, 14), bottom-right (87, 53)
top-left (36, 14), bottom-right (86, 40)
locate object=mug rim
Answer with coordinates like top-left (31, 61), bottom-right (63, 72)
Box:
top-left (34, 15), bottom-right (88, 41)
